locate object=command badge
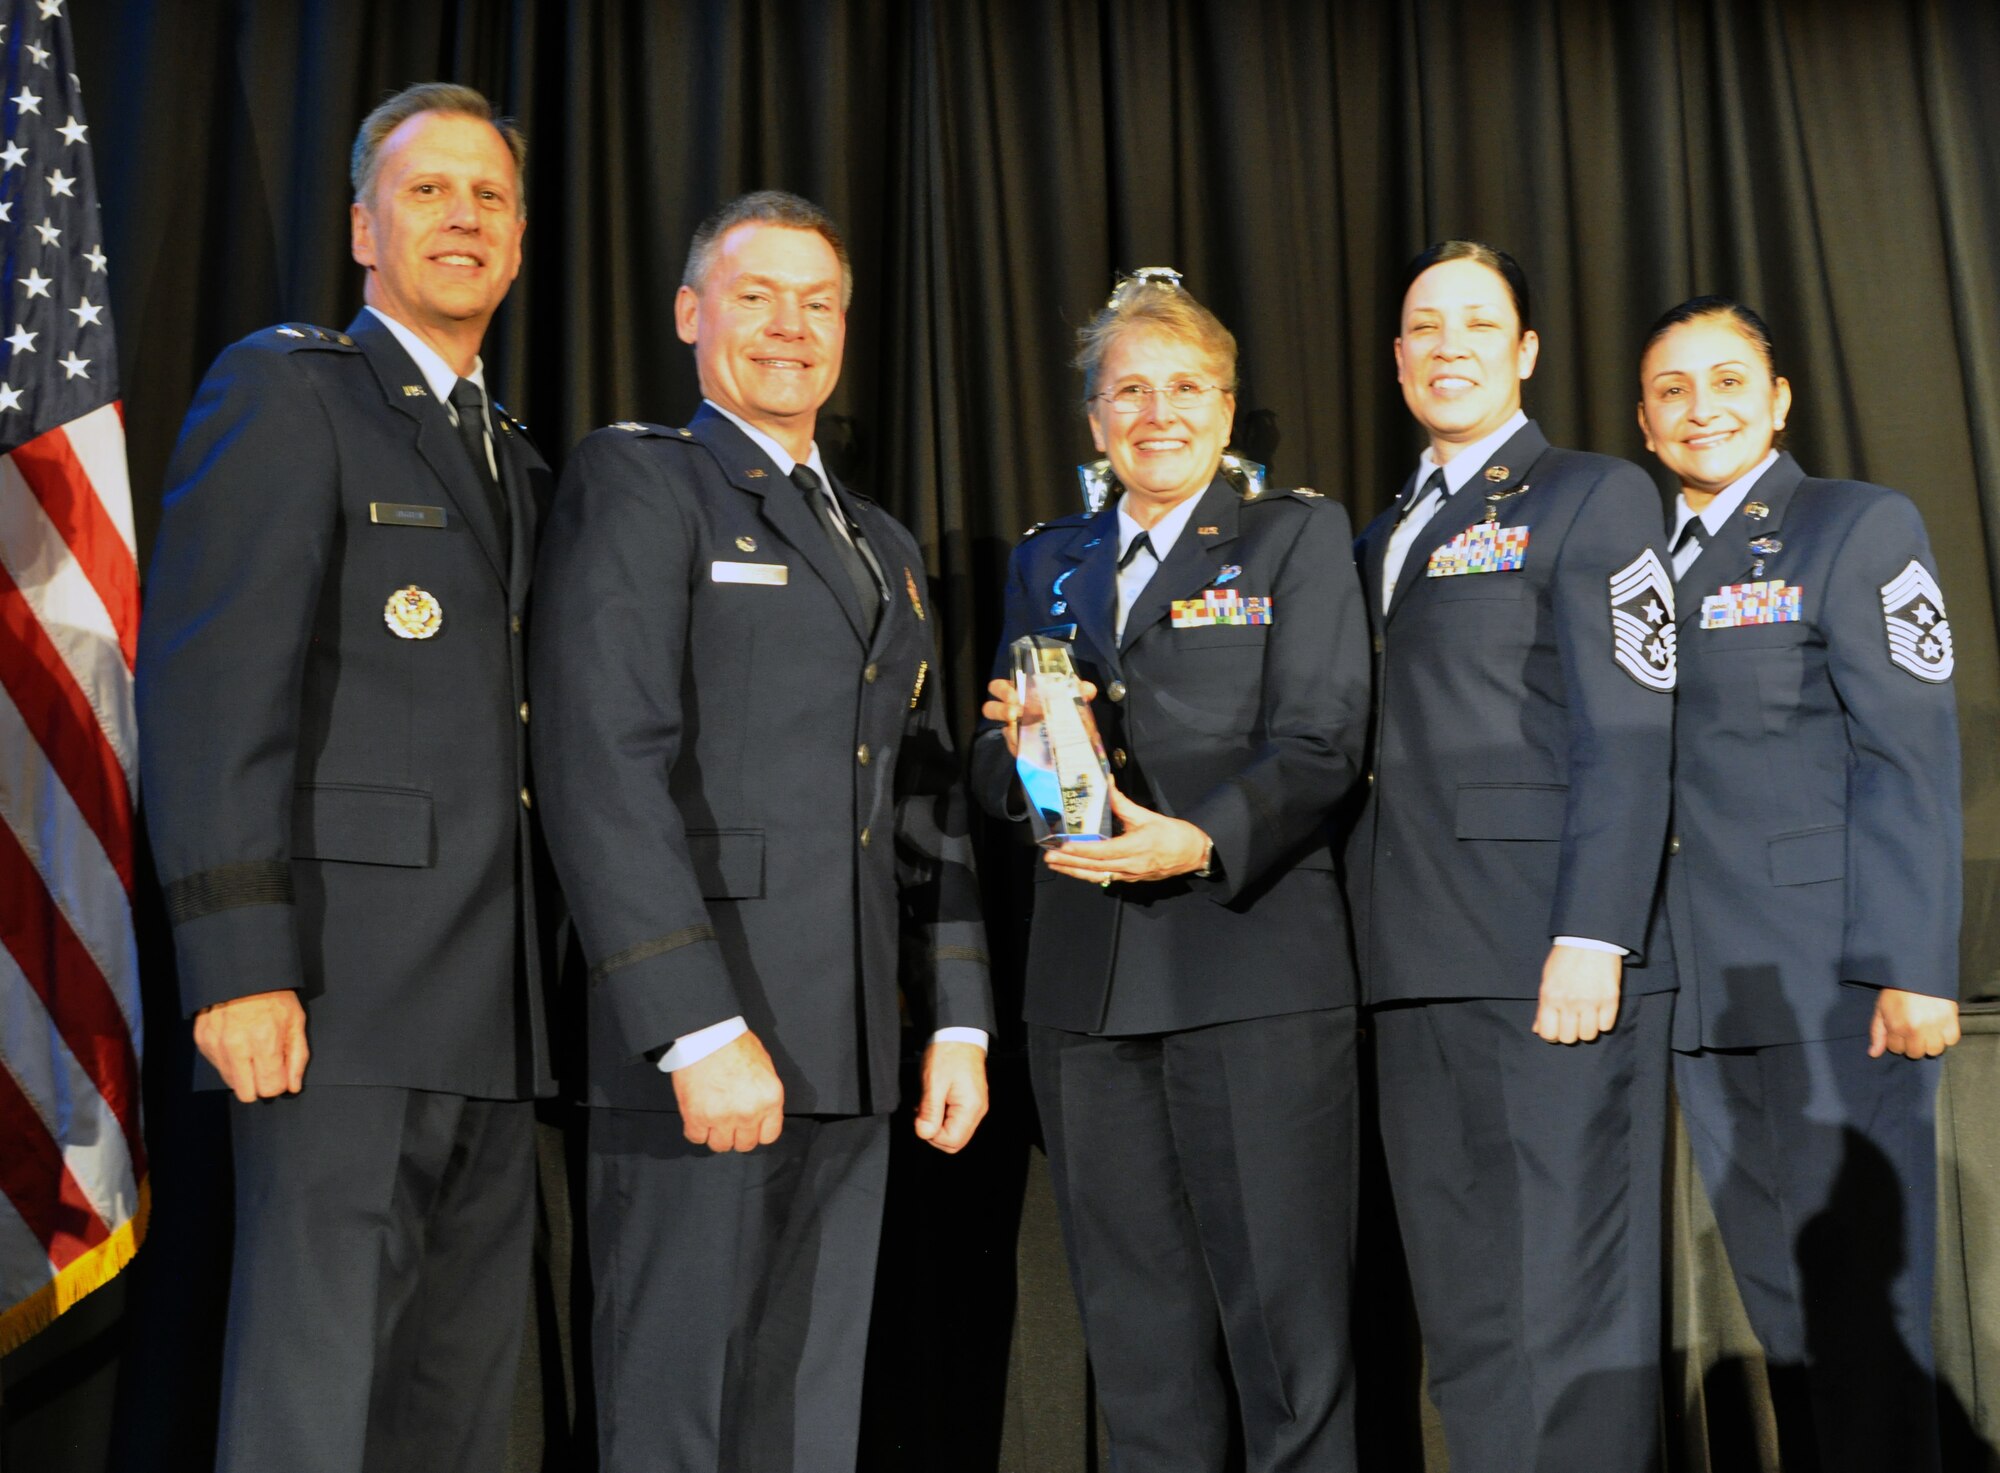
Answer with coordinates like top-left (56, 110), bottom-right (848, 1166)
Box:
top-left (904, 566), bottom-right (926, 620)
top-left (1609, 549), bottom-right (1676, 691)
top-left (1880, 559), bottom-right (1954, 682)
top-left (384, 585), bottom-right (442, 640)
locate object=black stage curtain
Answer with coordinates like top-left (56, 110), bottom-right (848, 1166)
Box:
top-left (3, 2), bottom-right (1995, 1470)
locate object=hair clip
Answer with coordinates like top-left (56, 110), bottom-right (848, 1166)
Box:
top-left (1107, 266), bottom-right (1185, 309)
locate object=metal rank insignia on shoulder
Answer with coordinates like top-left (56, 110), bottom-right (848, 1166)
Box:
top-left (1427, 523), bottom-right (1528, 578)
top-left (1171, 590), bottom-right (1272, 628)
top-left (1701, 579), bottom-right (1802, 631)
top-left (384, 585), bottom-right (443, 640)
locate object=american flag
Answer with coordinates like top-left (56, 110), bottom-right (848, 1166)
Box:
top-left (0, 0), bottom-right (146, 1353)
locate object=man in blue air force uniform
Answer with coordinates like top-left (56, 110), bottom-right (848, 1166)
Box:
top-left (136, 85), bottom-right (551, 1473)
top-left (530, 191), bottom-right (994, 1473)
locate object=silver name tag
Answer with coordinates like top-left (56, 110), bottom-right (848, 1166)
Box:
top-left (711, 561), bottom-right (790, 586)
top-left (370, 501), bottom-right (447, 529)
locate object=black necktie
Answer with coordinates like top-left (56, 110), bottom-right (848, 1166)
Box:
top-left (450, 378), bottom-right (509, 560)
top-left (792, 463), bottom-right (881, 635)
top-left (1118, 530), bottom-right (1155, 570)
top-left (1398, 466), bottom-right (1448, 529)
top-left (1673, 520), bottom-right (1705, 580)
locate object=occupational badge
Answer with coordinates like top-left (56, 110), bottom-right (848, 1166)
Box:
top-left (1427, 523), bottom-right (1529, 577)
top-left (904, 566), bottom-right (926, 620)
top-left (384, 585), bottom-right (443, 640)
top-left (1213, 564), bottom-right (1242, 586)
top-left (1608, 549), bottom-right (1676, 691)
top-left (1749, 536), bottom-right (1783, 577)
top-left (1880, 559), bottom-right (1954, 682)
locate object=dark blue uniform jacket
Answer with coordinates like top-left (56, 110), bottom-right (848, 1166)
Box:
top-left (971, 474), bottom-right (1371, 1035)
top-left (529, 407), bottom-right (994, 1115)
top-left (1346, 421), bottom-right (1676, 1005)
top-left (1666, 452), bottom-right (1961, 1049)
top-left (137, 311), bottom-right (555, 1099)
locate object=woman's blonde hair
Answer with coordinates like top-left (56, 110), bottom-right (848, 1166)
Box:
top-left (1074, 277), bottom-right (1238, 400)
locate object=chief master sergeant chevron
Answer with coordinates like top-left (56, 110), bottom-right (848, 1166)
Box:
top-left (135, 84), bottom-right (554, 1473)
top-left (530, 190), bottom-right (995, 1473)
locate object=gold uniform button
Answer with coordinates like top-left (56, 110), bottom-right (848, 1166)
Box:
top-left (1366, 771), bottom-right (1376, 786)
top-left (1107, 681), bottom-right (1127, 702)
top-left (518, 702), bottom-right (530, 724)
top-left (510, 614), bottom-right (523, 635)
top-left (857, 743), bottom-right (871, 766)
top-left (1112, 748), bottom-right (1128, 769)
top-left (1668, 835), bottom-right (1681, 856)
top-left (864, 663), bottom-right (879, 684)
top-left (519, 787), bottom-right (533, 810)
top-left (859, 827), bottom-right (872, 849)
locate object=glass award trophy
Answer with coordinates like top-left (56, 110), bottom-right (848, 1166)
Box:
top-left (1009, 634), bottom-right (1114, 848)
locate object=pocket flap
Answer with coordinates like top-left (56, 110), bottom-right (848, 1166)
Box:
top-left (688, 828), bottom-right (765, 899)
top-left (1768, 824), bottom-right (1845, 886)
top-left (1455, 783), bottom-right (1568, 840)
top-left (291, 784), bottom-right (433, 867)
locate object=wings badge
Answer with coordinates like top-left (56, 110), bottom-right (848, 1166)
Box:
top-left (1880, 559), bottom-right (1954, 682)
top-left (1609, 549), bottom-right (1676, 691)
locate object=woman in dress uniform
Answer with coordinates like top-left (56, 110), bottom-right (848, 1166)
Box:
top-left (1639, 295), bottom-right (1961, 1473)
top-left (970, 272), bottom-right (1370, 1473)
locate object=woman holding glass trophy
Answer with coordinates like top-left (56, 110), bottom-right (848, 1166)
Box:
top-left (972, 270), bottom-right (1371, 1472)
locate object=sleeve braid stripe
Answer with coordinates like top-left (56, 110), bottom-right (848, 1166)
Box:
top-left (930, 944), bottom-right (990, 965)
top-left (589, 924), bottom-right (718, 984)
top-left (164, 860), bottom-right (294, 925)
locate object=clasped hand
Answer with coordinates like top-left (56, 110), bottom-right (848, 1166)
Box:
top-left (981, 677), bottom-right (1210, 885)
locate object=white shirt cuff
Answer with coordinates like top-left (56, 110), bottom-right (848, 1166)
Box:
top-left (656, 1016), bottom-right (748, 1073)
top-left (1553, 936), bottom-right (1629, 957)
top-left (930, 1027), bottom-right (990, 1051)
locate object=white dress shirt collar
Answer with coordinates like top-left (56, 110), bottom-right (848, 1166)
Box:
top-left (1415, 409), bottom-right (1529, 499)
top-left (365, 305), bottom-right (485, 410)
top-left (1115, 481), bottom-right (1209, 564)
top-left (705, 399), bottom-right (829, 488)
top-left (1669, 449), bottom-right (1779, 546)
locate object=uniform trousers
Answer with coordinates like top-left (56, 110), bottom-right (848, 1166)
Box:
top-left (1371, 991), bottom-right (1670, 1473)
top-left (1676, 1036), bottom-right (1942, 1473)
top-left (218, 1084), bottom-right (535, 1473)
top-left (1029, 1008), bottom-right (1358, 1473)
top-left (586, 1109), bottom-right (890, 1473)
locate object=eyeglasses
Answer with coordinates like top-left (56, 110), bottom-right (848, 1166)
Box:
top-left (1095, 381), bottom-right (1224, 413)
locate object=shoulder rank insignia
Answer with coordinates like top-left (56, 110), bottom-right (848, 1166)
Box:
top-left (277, 326), bottom-right (306, 338)
top-left (1609, 549), bottom-right (1676, 691)
top-left (610, 420), bottom-right (649, 432)
top-left (384, 585), bottom-right (443, 640)
top-left (1702, 580), bottom-right (1801, 629)
top-left (1428, 523), bottom-right (1528, 578)
top-left (1880, 559), bottom-right (1953, 682)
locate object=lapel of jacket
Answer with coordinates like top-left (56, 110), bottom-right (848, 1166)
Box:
top-left (1360, 472), bottom-right (1415, 625)
top-left (1057, 502), bottom-right (1124, 676)
top-left (1387, 421), bottom-right (1550, 625)
top-left (348, 311), bottom-right (509, 584)
top-left (1676, 452), bottom-right (1804, 630)
top-left (835, 477), bottom-right (903, 657)
top-left (1119, 476), bottom-right (1240, 651)
top-left (491, 399), bottom-right (539, 598)
top-left (689, 405), bottom-right (871, 647)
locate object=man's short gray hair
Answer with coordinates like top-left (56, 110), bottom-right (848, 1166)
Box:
top-left (682, 190), bottom-right (854, 309)
top-left (350, 82), bottom-right (527, 218)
